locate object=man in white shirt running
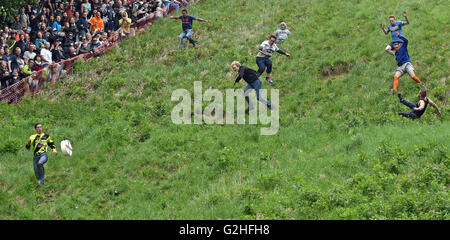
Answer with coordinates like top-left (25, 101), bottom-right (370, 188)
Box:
top-left (256, 35), bottom-right (290, 84)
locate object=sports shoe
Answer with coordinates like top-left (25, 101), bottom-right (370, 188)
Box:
top-left (38, 180), bottom-right (44, 186)
top-left (266, 76), bottom-right (273, 84)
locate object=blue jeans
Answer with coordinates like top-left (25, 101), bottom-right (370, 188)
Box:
top-left (399, 99), bottom-right (418, 119)
top-left (179, 29), bottom-right (196, 48)
top-left (256, 57), bottom-right (272, 75)
top-left (244, 78), bottom-right (271, 109)
top-left (33, 152), bottom-right (48, 181)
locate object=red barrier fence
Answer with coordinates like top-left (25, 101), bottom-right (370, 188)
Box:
top-left (0, 3), bottom-right (185, 104)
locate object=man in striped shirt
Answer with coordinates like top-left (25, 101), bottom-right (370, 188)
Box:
top-left (256, 35), bottom-right (291, 84)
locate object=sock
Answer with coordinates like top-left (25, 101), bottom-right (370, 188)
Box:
top-left (393, 76), bottom-right (399, 91)
top-left (412, 76), bottom-right (421, 83)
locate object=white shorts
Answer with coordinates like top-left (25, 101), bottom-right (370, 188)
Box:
top-left (396, 62), bottom-right (415, 76)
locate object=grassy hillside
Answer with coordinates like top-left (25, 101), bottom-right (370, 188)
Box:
top-left (0, 0), bottom-right (448, 219)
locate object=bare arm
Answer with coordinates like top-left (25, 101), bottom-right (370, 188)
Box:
top-left (169, 16), bottom-right (179, 20)
top-left (414, 100), bottom-right (425, 111)
top-left (403, 11), bottom-right (409, 25)
top-left (428, 98), bottom-right (441, 115)
top-left (196, 18), bottom-right (210, 23)
top-left (380, 23), bottom-right (389, 35)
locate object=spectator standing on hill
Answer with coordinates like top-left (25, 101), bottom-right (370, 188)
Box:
top-left (26, 123), bottom-right (58, 186)
top-left (40, 42), bottom-right (52, 66)
top-left (51, 39), bottom-right (65, 63)
top-left (52, 15), bottom-right (63, 32)
top-left (397, 89), bottom-right (441, 119)
top-left (232, 61), bottom-right (272, 113)
top-left (82, 0), bottom-right (92, 14)
top-left (23, 59), bottom-right (35, 75)
top-left (256, 35), bottom-right (291, 84)
top-left (89, 11), bottom-right (105, 34)
top-left (35, 31), bottom-right (47, 50)
top-left (9, 47), bottom-right (25, 71)
top-left (23, 44), bottom-right (37, 63)
top-left (391, 32), bottom-right (421, 93)
top-left (0, 66), bottom-right (11, 90)
top-left (169, 9), bottom-right (210, 49)
top-left (34, 55), bottom-right (43, 72)
top-left (77, 11), bottom-right (90, 38)
top-left (274, 22), bottom-right (290, 44)
top-left (119, 11), bottom-right (133, 37)
top-left (380, 11), bottom-right (409, 57)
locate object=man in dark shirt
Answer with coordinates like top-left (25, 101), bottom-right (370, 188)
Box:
top-left (52, 39), bottom-right (65, 63)
top-left (9, 47), bottom-right (25, 71)
top-left (77, 11), bottom-right (90, 37)
top-left (392, 32), bottom-right (421, 93)
top-left (169, 9), bottom-right (210, 49)
top-left (232, 61), bottom-right (272, 112)
top-left (0, 68), bottom-right (11, 90)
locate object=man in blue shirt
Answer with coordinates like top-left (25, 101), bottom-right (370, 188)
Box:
top-left (170, 9), bottom-right (210, 49)
top-left (380, 11), bottom-right (409, 56)
top-left (391, 32), bottom-right (421, 93)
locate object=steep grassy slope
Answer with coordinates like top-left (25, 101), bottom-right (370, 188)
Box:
top-left (0, 0), bottom-right (448, 219)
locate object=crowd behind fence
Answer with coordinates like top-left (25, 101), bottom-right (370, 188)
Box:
top-left (0, 0), bottom-right (196, 104)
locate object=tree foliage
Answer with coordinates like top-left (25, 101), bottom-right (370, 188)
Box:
top-left (0, 0), bottom-right (39, 27)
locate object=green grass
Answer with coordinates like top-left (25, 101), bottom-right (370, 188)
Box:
top-left (0, 0), bottom-right (449, 219)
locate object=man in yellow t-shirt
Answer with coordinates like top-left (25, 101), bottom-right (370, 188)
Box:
top-left (119, 12), bottom-right (132, 37)
top-left (26, 123), bottom-right (57, 186)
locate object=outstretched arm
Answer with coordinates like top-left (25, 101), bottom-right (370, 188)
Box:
top-left (380, 23), bottom-right (389, 35)
top-left (396, 32), bottom-right (408, 46)
top-left (48, 136), bottom-right (58, 155)
top-left (196, 18), bottom-right (210, 23)
top-left (276, 49), bottom-right (291, 57)
top-left (169, 16), bottom-right (180, 20)
top-left (428, 98), bottom-right (441, 115)
top-left (403, 11), bottom-right (410, 25)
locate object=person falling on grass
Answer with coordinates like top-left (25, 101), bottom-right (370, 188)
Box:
top-left (169, 9), bottom-right (210, 49)
top-left (256, 35), bottom-right (291, 84)
top-left (380, 11), bottom-right (410, 57)
top-left (391, 32), bottom-right (421, 93)
top-left (25, 123), bottom-right (58, 186)
top-left (232, 61), bottom-right (272, 113)
top-left (397, 89), bottom-right (441, 119)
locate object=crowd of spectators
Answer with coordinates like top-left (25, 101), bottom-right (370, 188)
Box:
top-left (0, 0), bottom-right (199, 91)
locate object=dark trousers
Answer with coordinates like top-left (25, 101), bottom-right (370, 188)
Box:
top-left (256, 57), bottom-right (272, 75)
top-left (399, 99), bottom-right (418, 119)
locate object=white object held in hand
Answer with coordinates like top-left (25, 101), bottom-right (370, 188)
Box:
top-left (60, 140), bottom-right (73, 156)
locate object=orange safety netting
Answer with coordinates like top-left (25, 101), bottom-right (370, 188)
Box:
top-left (0, 4), bottom-right (185, 104)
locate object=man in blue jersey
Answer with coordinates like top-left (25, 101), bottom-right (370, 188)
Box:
top-left (169, 9), bottom-right (210, 49)
top-left (380, 11), bottom-right (409, 56)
